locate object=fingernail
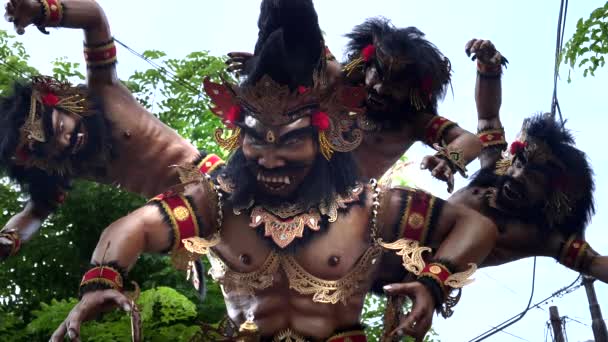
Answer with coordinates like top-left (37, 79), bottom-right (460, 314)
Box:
top-left (122, 303), bottom-right (131, 312)
top-left (383, 285), bottom-right (392, 292)
top-left (397, 329), bottom-right (404, 336)
top-left (420, 164), bottom-right (425, 169)
top-left (68, 329), bottom-right (76, 339)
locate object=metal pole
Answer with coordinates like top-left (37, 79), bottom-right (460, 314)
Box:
top-left (550, 306), bottom-right (566, 342)
top-left (583, 275), bottom-right (608, 342)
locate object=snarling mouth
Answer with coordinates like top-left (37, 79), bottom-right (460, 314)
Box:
top-left (257, 172), bottom-right (292, 191)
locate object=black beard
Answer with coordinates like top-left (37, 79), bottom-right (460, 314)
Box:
top-left (59, 112), bottom-right (113, 177)
top-left (221, 148), bottom-right (361, 252)
top-left (471, 168), bottom-right (544, 227)
top-left (365, 96), bottom-right (415, 130)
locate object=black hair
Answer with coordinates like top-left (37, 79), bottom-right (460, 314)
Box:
top-left (524, 113), bottom-right (595, 236)
top-left (0, 81), bottom-right (111, 207)
top-left (345, 17), bottom-right (452, 114)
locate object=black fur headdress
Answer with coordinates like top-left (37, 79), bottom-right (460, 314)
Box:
top-left (345, 17), bottom-right (451, 114)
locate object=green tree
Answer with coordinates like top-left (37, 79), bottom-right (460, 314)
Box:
top-left (0, 28), bottom-right (227, 335)
top-left (562, 1), bottom-right (608, 80)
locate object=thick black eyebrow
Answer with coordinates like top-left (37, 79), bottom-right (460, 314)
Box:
top-left (238, 125), bottom-right (265, 141)
top-left (278, 126), bottom-right (315, 144)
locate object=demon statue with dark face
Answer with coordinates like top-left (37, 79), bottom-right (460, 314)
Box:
top-left (0, 0), bottom-right (217, 267)
top-left (448, 39), bottom-right (606, 283)
top-left (48, 2), bottom-right (498, 341)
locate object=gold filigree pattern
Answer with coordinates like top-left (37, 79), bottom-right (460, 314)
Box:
top-left (207, 249), bottom-right (279, 296)
top-left (378, 238), bottom-right (431, 275)
top-left (215, 127), bottom-right (241, 151)
top-left (250, 206), bottom-right (321, 249)
top-left (273, 329), bottom-right (307, 342)
top-left (319, 184), bottom-right (364, 222)
top-left (281, 245), bottom-right (383, 304)
top-left (445, 263), bottom-right (477, 289)
top-left (235, 75), bottom-right (319, 126)
top-left (433, 143), bottom-right (468, 178)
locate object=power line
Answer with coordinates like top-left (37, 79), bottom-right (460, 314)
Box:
top-left (467, 274), bottom-right (583, 342)
top-left (113, 37), bottom-right (203, 95)
top-left (551, 0), bottom-right (569, 126)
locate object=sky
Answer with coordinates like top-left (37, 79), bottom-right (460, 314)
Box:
top-left (2, 0), bottom-right (606, 341)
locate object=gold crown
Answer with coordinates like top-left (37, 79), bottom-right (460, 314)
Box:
top-left (233, 75), bottom-right (321, 126)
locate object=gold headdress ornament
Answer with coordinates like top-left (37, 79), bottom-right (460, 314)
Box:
top-left (14, 76), bottom-right (94, 173)
top-left (203, 75), bottom-right (367, 159)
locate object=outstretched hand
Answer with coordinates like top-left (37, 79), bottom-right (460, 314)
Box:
top-left (4, 0), bottom-right (39, 35)
top-left (465, 39), bottom-right (504, 65)
top-left (420, 155), bottom-right (455, 193)
top-left (383, 281), bottom-right (436, 342)
top-left (226, 51), bottom-right (253, 76)
top-left (50, 289), bottom-right (133, 342)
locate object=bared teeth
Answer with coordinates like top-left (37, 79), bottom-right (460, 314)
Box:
top-left (258, 174), bottom-right (291, 185)
top-left (285, 177), bottom-right (290, 184)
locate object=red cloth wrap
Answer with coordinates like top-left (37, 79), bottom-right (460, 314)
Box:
top-left (149, 194), bottom-right (200, 252)
top-left (41, 0), bottom-right (63, 26)
top-left (478, 129), bottom-right (507, 148)
top-left (80, 266), bottom-right (124, 291)
top-left (559, 236), bottom-right (589, 270)
top-left (424, 116), bottom-right (457, 146)
top-left (398, 190), bottom-right (436, 245)
top-left (197, 154), bottom-right (224, 175)
top-left (419, 262), bottom-right (452, 295)
top-left (84, 41), bottom-right (118, 68)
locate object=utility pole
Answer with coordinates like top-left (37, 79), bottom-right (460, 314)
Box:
top-left (550, 306), bottom-right (566, 342)
top-left (583, 275), bottom-right (608, 342)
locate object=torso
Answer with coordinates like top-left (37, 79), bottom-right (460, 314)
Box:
top-left (86, 86), bottom-right (200, 198)
top-left (210, 189), bottom-right (381, 340)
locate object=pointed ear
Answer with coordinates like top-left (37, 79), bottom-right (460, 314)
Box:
top-left (203, 77), bottom-right (238, 119)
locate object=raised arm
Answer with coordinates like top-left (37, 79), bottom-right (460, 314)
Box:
top-left (465, 38), bottom-right (508, 169)
top-left (49, 179), bottom-right (219, 341)
top-left (5, 0), bottom-right (118, 86)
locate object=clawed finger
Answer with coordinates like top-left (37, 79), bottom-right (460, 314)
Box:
top-left (447, 171), bottom-right (455, 193)
top-left (50, 321), bottom-right (68, 342)
top-left (464, 39), bottom-right (478, 56)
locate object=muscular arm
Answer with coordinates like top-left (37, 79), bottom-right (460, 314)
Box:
top-left (467, 38), bottom-right (507, 169)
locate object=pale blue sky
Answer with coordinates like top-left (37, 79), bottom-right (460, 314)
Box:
top-left (3, 1), bottom-right (606, 341)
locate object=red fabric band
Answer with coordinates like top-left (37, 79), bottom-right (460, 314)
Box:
top-left (197, 154), bottom-right (224, 175)
top-left (84, 40), bottom-right (117, 68)
top-left (80, 266), bottom-right (124, 291)
top-left (419, 262), bottom-right (452, 295)
top-left (151, 194), bottom-right (200, 252)
top-left (41, 0), bottom-right (63, 26)
top-left (478, 129), bottom-right (507, 148)
top-left (399, 190), bottom-right (436, 245)
top-left (559, 236), bottom-right (589, 269)
top-left (424, 116), bottom-right (457, 146)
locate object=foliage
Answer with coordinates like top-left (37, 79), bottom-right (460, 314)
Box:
top-left (362, 294), bottom-right (440, 342)
top-left (19, 287), bottom-right (202, 341)
top-left (125, 49), bottom-right (230, 154)
top-left (562, 1), bottom-right (608, 81)
top-left (0, 27), bottom-right (227, 329)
